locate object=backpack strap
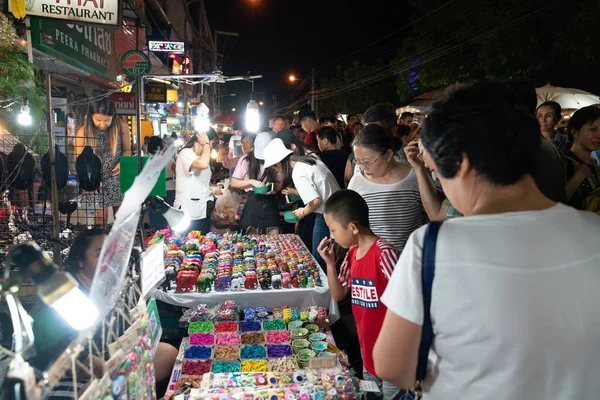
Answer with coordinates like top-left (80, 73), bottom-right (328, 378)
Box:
top-left (416, 221), bottom-right (443, 383)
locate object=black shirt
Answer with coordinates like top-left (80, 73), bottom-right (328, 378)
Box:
top-left (319, 149), bottom-right (348, 189)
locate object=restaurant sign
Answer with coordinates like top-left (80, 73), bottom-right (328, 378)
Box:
top-left (11, 0), bottom-right (121, 27)
top-left (30, 17), bottom-right (116, 81)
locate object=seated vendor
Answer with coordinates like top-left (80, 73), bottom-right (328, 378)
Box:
top-left (27, 229), bottom-right (177, 398)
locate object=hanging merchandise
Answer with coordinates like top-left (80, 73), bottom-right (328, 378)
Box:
top-left (41, 144), bottom-right (69, 190)
top-left (7, 143), bottom-right (35, 191)
top-left (76, 145), bottom-right (103, 192)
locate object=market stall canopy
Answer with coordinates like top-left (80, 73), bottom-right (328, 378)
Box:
top-left (536, 83), bottom-right (600, 110)
top-left (406, 87), bottom-right (450, 112)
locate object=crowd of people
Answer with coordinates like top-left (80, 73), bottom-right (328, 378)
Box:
top-left (72, 78), bottom-right (600, 399)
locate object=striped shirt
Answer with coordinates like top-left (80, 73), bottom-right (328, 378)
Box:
top-left (348, 168), bottom-right (426, 252)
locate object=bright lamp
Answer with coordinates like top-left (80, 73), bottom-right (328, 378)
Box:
top-left (245, 100), bottom-right (260, 133)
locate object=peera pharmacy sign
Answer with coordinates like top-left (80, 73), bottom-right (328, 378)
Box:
top-left (30, 17), bottom-right (116, 81)
top-left (17, 0), bottom-right (121, 27)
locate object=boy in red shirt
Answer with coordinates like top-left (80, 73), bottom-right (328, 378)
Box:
top-left (318, 189), bottom-right (404, 399)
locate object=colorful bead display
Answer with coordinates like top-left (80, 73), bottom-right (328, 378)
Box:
top-left (214, 322), bottom-right (238, 332)
top-left (184, 346), bottom-right (212, 359)
top-left (188, 321), bottom-right (214, 333)
top-left (182, 360), bottom-right (212, 375)
top-left (266, 330), bottom-right (291, 344)
top-left (216, 333), bottom-right (241, 346)
top-left (240, 360), bottom-right (268, 372)
top-left (189, 333), bottom-right (215, 346)
top-left (238, 320), bottom-right (262, 332)
top-left (269, 357), bottom-right (299, 373)
top-left (263, 319), bottom-right (286, 331)
top-left (240, 343), bottom-right (267, 359)
top-left (214, 345), bottom-right (240, 360)
top-left (240, 332), bottom-right (265, 345)
top-left (211, 361), bottom-right (241, 373)
top-left (266, 344), bottom-right (293, 358)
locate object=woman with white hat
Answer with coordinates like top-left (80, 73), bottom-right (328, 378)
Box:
top-left (231, 132), bottom-right (281, 234)
top-left (263, 138), bottom-right (341, 268)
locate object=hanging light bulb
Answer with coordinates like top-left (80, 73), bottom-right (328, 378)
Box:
top-left (195, 102), bottom-right (210, 132)
top-left (18, 99), bottom-right (32, 126)
top-left (245, 100), bottom-right (260, 133)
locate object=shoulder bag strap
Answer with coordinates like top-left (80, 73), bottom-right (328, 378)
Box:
top-left (416, 221), bottom-right (443, 383)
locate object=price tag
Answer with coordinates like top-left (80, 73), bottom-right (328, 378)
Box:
top-left (140, 242), bottom-right (166, 297)
top-left (359, 380), bottom-right (381, 393)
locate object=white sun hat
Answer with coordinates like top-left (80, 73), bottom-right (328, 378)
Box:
top-left (263, 138), bottom-right (293, 168)
top-left (253, 132), bottom-right (272, 160)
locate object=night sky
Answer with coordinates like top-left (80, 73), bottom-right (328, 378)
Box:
top-left (204, 0), bottom-right (408, 114)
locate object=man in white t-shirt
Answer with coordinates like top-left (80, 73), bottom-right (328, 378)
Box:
top-left (373, 80), bottom-right (600, 400)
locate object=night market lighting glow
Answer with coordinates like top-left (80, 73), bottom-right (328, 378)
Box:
top-left (18, 103), bottom-right (32, 126)
top-left (51, 286), bottom-right (99, 331)
top-left (195, 102), bottom-right (210, 132)
top-left (245, 100), bottom-right (260, 133)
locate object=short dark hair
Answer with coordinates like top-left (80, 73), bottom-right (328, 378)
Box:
top-left (317, 126), bottom-right (337, 144)
top-left (273, 114), bottom-right (286, 123)
top-left (363, 103), bottom-right (397, 130)
top-left (400, 112), bottom-right (414, 120)
top-left (324, 189), bottom-right (370, 228)
top-left (319, 116), bottom-right (337, 125)
top-left (537, 101), bottom-right (562, 120)
top-left (351, 123), bottom-right (395, 154)
top-left (422, 80), bottom-right (540, 186)
top-left (567, 106), bottom-right (600, 143)
top-left (147, 136), bottom-right (164, 155)
top-left (301, 114), bottom-right (317, 123)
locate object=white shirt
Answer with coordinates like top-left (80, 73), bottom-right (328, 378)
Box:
top-left (174, 148), bottom-right (212, 220)
top-left (349, 169), bottom-right (426, 252)
top-left (292, 160), bottom-right (340, 214)
top-left (166, 158), bottom-right (176, 191)
top-left (381, 204), bottom-right (600, 400)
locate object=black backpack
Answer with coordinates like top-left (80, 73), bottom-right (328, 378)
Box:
top-left (76, 146), bottom-right (103, 192)
top-left (7, 143), bottom-right (35, 191)
top-left (41, 145), bottom-right (69, 190)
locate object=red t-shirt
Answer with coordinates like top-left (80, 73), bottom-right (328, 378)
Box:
top-left (304, 129), bottom-right (318, 148)
top-left (339, 237), bottom-right (400, 376)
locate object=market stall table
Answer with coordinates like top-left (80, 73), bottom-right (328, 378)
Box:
top-left (150, 233), bottom-right (340, 321)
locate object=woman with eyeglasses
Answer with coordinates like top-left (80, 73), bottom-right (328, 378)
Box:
top-left (348, 124), bottom-right (426, 252)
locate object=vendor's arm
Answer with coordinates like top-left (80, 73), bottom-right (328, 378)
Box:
top-left (188, 133), bottom-right (212, 171)
top-left (230, 178), bottom-right (264, 189)
top-left (293, 197), bottom-right (322, 219)
top-left (75, 126), bottom-right (86, 156)
top-left (317, 237), bottom-right (350, 302)
top-left (119, 117), bottom-right (132, 156)
top-left (405, 141), bottom-right (447, 221)
top-left (230, 155), bottom-right (264, 189)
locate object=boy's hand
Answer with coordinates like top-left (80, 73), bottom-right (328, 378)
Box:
top-left (317, 237), bottom-right (336, 266)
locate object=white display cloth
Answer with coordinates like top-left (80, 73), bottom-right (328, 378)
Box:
top-left (151, 266), bottom-right (340, 323)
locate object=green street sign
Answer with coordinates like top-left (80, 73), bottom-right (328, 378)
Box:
top-left (30, 17), bottom-right (116, 81)
top-left (121, 50), bottom-right (151, 78)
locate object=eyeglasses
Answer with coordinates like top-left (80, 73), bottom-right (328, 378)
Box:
top-left (355, 153), bottom-right (384, 169)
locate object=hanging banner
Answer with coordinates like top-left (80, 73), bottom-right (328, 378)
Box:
top-left (10, 0), bottom-right (121, 27)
